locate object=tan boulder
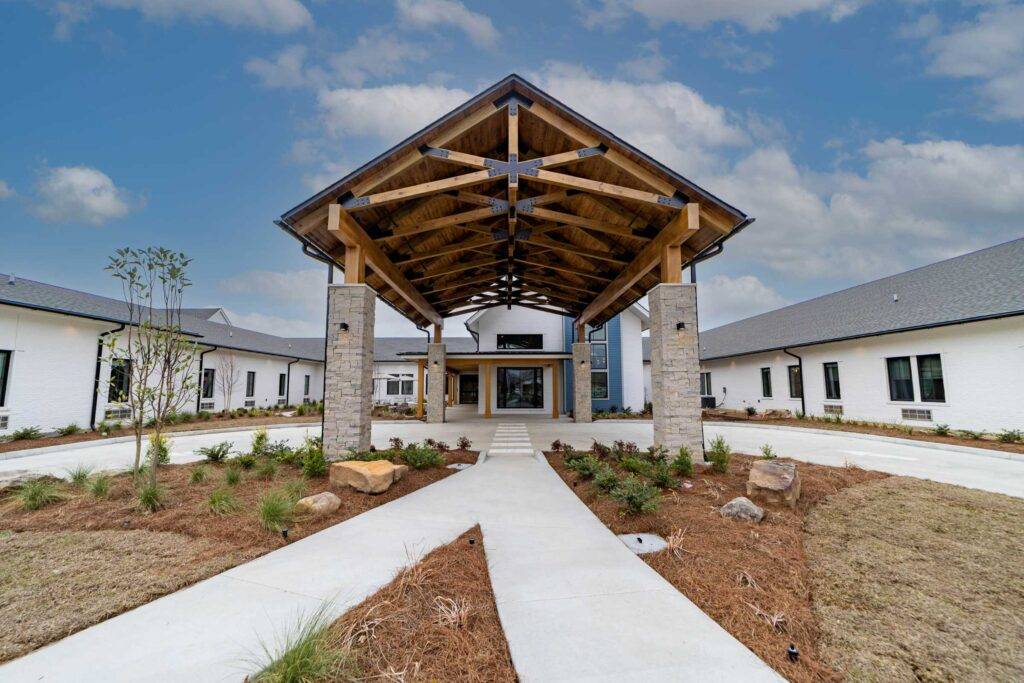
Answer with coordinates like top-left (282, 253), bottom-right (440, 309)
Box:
top-left (294, 491), bottom-right (341, 517)
top-left (330, 460), bottom-right (409, 494)
top-left (746, 460), bottom-right (801, 508)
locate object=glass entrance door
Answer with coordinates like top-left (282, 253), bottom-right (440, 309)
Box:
top-left (459, 374), bottom-right (478, 404)
top-left (497, 367), bottom-right (544, 409)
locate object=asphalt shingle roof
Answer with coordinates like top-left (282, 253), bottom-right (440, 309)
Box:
top-left (697, 237), bottom-right (1024, 360)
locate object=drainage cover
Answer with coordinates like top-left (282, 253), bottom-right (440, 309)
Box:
top-left (618, 533), bottom-right (667, 555)
top-left (447, 463), bottom-right (472, 471)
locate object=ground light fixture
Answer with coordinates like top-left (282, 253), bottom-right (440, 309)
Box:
top-left (787, 644), bottom-right (800, 662)
top-left (281, 528), bottom-right (289, 541)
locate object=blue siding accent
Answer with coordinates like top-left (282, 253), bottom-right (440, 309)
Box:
top-left (561, 315), bottom-right (624, 413)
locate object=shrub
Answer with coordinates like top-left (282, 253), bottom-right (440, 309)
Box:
top-left (301, 447), bottom-right (328, 479)
top-left (643, 444), bottom-right (669, 462)
top-left (591, 440), bottom-right (612, 459)
top-left (400, 444), bottom-right (444, 469)
top-left (207, 488), bottom-right (241, 515)
top-left (17, 479), bottom-right (63, 510)
top-left (197, 441), bottom-right (232, 463)
top-left (706, 436), bottom-right (732, 474)
top-left (670, 447), bottom-right (693, 477)
top-left (267, 440), bottom-right (296, 464)
top-left (147, 433), bottom-right (171, 467)
top-left (647, 459), bottom-right (679, 489)
top-left (348, 449), bottom-right (391, 462)
top-left (433, 441), bottom-right (450, 452)
top-left (258, 490), bottom-right (294, 532)
top-left (567, 454), bottom-right (603, 479)
top-left (66, 463), bottom-right (94, 488)
top-left (137, 482), bottom-right (164, 512)
top-left (997, 429), bottom-right (1023, 444)
top-left (594, 465), bottom-right (620, 493)
top-left (745, 406), bottom-right (756, 417)
top-left (10, 426), bottom-right (43, 441)
top-left (611, 476), bottom-right (661, 514)
top-left (643, 401), bottom-right (653, 415)
top-left (251, 427), bottom-right (270, 456)
top-left (96, 420), bottom-right (116, 436)
top-left (958, 429), bottom-right (983, 440)
top-left (235, 453), bottom-right (257, 470)
top-left (256, 460), bottom-right (278, 480)
top-left (225, 464), bottom-right (242, 486)
top-left (456, 435), bottom-right (472, 450)
top-left (933, 424), bottom-right (951, 436)
top-left (760, 443), bottom-right (777, 460)
top-left (190, 466), bottom-right (208, 484)
top-left (612, 440), bottom-right (641, 459)
top-left (620, 456), bottom-right (649, 475)
top-left (249, 605), bottom-right (355, 682)
top-left (89, 474), bottom-right (112, 499)
top-left (57, 423), bottom-right (83, 437)
top-left (388, 436), bottom-right (404, 450)
top-left (197, 410), bottom-right (212, 420)
top-left (550, 439), bottom-right (563, 452)
top-left (795, 411), bottom-right (806, 421)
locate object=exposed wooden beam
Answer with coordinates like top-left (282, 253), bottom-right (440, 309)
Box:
top-left (508, 101), bottom-right (519, 209)
top-left (344, 243), bottom-right (365, 283)
top-left (577, 203), bottom-right (699, 326)
top-left (421, 147), bottom-right (492, 170)
top-left (422, 274), bottom-right (506, 296)
top-left (327, 203), bottom-right (441, 326)
top-left (660, 244), bottom-right (681, 283)
top-left (518, 257), bottom-right (612, 283)
top-left (529, 169), bottom-right (682, 209)
top-left (521, 205), bottom-right (643, 238)
top-left (517, 272), bottom-right (599, 295)
top-left (393, 235), bottom-right (496, 266)
top-left (345, 169), bottom-right (502, 211)
top-left (411, 256), bottom-right (504, 283)
top-left (454, 191), bottom-right (507, 208)
top-left (384, 206), bottom-right (500, 239)
top-left (519, 234), bottom-right (629, 266)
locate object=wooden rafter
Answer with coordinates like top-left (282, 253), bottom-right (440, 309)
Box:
top-left (520, 205), bottom-right (644, 238)
top-left (344, 169), bottom-right (500, 211)
top-left (393, 235), bottom-right (496, 266)
top-left (529, 169), bottom-right (682, 209)
top-left (384, 206), bottom-right (500, 240)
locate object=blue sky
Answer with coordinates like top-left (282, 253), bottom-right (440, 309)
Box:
top-left (1, 0), bottom-right (1022, 336)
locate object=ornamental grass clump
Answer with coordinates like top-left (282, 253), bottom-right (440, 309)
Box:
top-left (706, 436), bottom-right (732, 474)
top-left (197, 441), bottom-right (232, 463)
top-left (207, 488), bottom-right (242, 515)
top-left (57, 423), bottom-right (83, 436)
top-left (249, 605), bottom-right (356, 682)
top-left (190, 465), bottom-right (208, 484)
top-left (66, 464), bottom-right (93, 488)
top-left (400, 443), bottom-right (444, 469)
top-left (611, 476), bottom-right (661, 514)
top-left (235, 453), bottom-right (257, 470)
top-left (997, 429), bottom-right (1023, 443)
top-left (224, 464), bottom-right (242, 486)
top-left (137, 481), bottom-right (164, 512)
top-left (17, 479), bottom-right (63, 510)
top-left (89, 473), bottom-right (112, 499)
top-left (760, 443), bottom-right (778, 460)
top-left (670, 446), bottom-right (693, 477)
top-left (255, 459), bottom-right (278, 480)
top-left (10, 426), bottom-right (43, 441)
top-left (258, 490), bottom-right (294, 532)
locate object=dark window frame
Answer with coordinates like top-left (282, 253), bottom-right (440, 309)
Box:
top-left (787, 365), bottom-right (803, 399)
top-left (108, 358), bottom-right (132, 403)
top-left (202, 368), bottom-right (215, 399)
top-left (497, 366), bottom-right (545, 409)
top-left (760, 367), bottom-right (772, 398)
top-left (278, 373), bottom-right (286, 397)
top-left (303, 374), bottom-right (311, 396)
top-left (591, 371), bottom-right (609, 400)
top-left (496, 333), bottom-right (543, 350)
top-left (917, 354), bottom-right (945, 403)
top-left (386, 377), bottom-right (401, 395)
top-left (0, 349), bottom-right (11, 408)
top-left (700, 372), bottom-right (712, 397)
top-left (245, 371), bottom-right (256, 398)
top-left (823, 362), bottom-right (841, 400)
top-left (886, 356), bottom-right (914, 402)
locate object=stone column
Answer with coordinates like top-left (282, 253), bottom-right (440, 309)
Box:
top-left (426, 343), bottom-right (446, 423)
top-left (572, 342), bottom-right (592, 422)
top-left (649, 283), bottom-right (704, 460)
top-left (323, 284), bottom-right (374, 457)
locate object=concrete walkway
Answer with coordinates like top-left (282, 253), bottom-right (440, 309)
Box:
top-left (1, 422), bottom-right (779, 682)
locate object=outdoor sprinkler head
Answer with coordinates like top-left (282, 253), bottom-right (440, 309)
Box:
top-left (787, 644), bottom-right (799, 662)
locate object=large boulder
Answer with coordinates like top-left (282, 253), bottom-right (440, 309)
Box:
top-left (746, 460), bottom-right (801, 508)
top-left (720, 496), bottom-right (764, 523)
top-left (294, 491), bottom-right (341, 517)
top-left (330, 460), bottom-right (409, 494)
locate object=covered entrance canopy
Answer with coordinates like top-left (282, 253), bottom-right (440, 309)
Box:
top-left (276, 74), bottom-right (751, 330)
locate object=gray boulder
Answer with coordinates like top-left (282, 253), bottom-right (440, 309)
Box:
top-left (720, 496), bottom-right (764, 523)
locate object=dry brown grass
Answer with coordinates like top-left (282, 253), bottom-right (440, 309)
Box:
top-left (0, 450), bottom-right (477, 662)
top-left (0, 529), bottom-right (248, 662)
top-left (331, 526), bottom-right (515, 682)
top-left (806, 476), bottom-right (1024, 681)
top-left (548, 451), bottom-right (887, 682)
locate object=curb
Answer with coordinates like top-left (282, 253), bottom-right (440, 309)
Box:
top-left (0, 422), bottom-right (322, 462)
top-left (705, 421), bottom-right (1024, 463)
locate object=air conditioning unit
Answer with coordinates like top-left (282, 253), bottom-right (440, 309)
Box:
top-left (701, 396), bottom-right (717, 409)
top-left (200, 401), bottom-right (215, 411)
top-left (823, 404), bottom-right (843, 416)
top-left (901, 408), bottom-right (932, 421)
top-left (105, 406), bottom-right (132, 420)
top-left (244, 400), bottom-right (256, 408)
top-left (276, 398), bottom-right (286, 406)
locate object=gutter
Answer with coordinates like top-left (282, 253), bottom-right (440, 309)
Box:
top-left (196, 345), bottom-right (217, 413)
top-left (783, 348), bottom-right (806, 417)
top-left (285, 358), bottom-right (299, 405)
top-left (89, 323), bottom-right (125, 430)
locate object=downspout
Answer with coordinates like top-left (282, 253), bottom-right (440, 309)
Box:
top-left (196, 346), bottom-right (217, 413)
top-left (90, 323), bottom-right (125, 430)
top-left (286, 358), bottom-right (299, 406)
top-left (783, 348), bottom-right (806, 417)
top-left (320, 262), bottom-right (332, 439)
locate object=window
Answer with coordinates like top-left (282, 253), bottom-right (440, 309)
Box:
top-left (788, 365), bottom-right (803, 399)
top-left (590, 343), bottom-right (608, 370)
top-left (917, 354), bottom-right (945, 402)
top-left (700, 372), bottom-right (712, 397)
top-left (496, 334), bottom-right (543, 350)
top-left (108, 358), bottom-right (131, 402)
top-left (386, 374), bottom-right (413, 396)
top-left (245, 371), bottom-right (256, 398)
top-left (202, 368), bottom-right (215, 399)
top-left (303, 374), bottom-right (311, 397)
top-left (386, 377), bottom-right (401, 395)
top-left (588, 326), bottom-right (606, 342)
top-left (105, 406), bottom-right (131, 420)
top-left (591, 372), bottom-right (609, 400)
top-left (497, 367), bottom-right (544, 408)
top-left (823, 404), bottom-right (843, 416)
top-left (760, 367), bottom-right (772, 398)
top-left (902, 408), bottom-right (932, 421)
top-left (887, 357), bottom-right (914, 401)
top-left (823, 362), bottom-right (841, 400)
top-left (278, 373), bottom-right (286, 397)
top-left (0, 350), bottom-right (9, 408)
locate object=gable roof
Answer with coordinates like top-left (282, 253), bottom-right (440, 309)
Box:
top-left (698, 237), bottom-right (1024, 360)
top-left (373, 336), bottom-right (477, 362)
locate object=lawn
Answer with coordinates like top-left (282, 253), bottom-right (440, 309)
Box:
top-left (547, 441), bottom-right (1024, 681)
top-left (0, 439), bottom-right (477, 663)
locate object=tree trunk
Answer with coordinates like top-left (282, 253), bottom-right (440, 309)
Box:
top-left (149, 426), bottom-right (160, 487)
top-left (133, 426), bottom-right (143, 476)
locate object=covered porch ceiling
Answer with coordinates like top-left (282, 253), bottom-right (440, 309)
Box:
top-left (277, 74), bottom-right (753, 330)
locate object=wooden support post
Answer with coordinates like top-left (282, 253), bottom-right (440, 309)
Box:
top-left (416, 360), bottom-right (425, 418)
top-left (660, 244), bottom-right (682, 283)
top-left (576, 323), bottom-right (586, 343)
top-left (508, 102), bottom-right (519, 212)
top-left (344, 244), bottom-right (365, 284)
top-left (551, 360), bottom-right (560, 419)
top-left (433, 323), bottom-right (442, 342)
top-left (483, 361), bottom-right (492, 418)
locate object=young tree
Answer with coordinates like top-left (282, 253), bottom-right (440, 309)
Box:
top-left (106, 247), bottom-right (198, 486)
top-left (216, 351), bottom-right (240, 412)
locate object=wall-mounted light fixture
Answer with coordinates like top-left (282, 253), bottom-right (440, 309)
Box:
top-left (579, 359), bottom-right (587, 366)
top-left (432, 360), bottom-right (439, 366)
top-left (339, 322), bottom-right (349, 332)
top-left (676, 321), bottom-right (686, 331)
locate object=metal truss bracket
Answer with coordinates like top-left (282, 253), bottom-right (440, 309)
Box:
top-left (341, 194), bottom-right (371, 209)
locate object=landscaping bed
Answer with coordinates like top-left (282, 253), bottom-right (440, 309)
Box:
top-left (254, 526), bottom-right (516, 682)
top-left (547, 440), bottom-right (1024, 681)
top-left (0, 436), bottom-right (477, 663)
top-left (706, 409), bottom-right (1024, 455)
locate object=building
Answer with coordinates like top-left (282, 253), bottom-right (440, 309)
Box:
top-left (684, 238), bottom-right (1024, 432)
top-left (0, 274), bottom-right (325, 435)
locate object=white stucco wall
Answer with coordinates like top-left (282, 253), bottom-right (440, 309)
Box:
top-left (619, 311), bottom-right (645, 412)
top-left (473, 305), bottom-right (565, 352)
top-left (372, 361), bottom-right (420, 404)
top-left (199, 350), bottom-right (323, 412)
top-left (699, 316), bottom-right (1024, 432)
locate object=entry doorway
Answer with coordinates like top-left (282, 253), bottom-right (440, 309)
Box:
top-left (459, 373), bottom-right (478, 404)
top-left (497, 366), bottom-right (544, 409)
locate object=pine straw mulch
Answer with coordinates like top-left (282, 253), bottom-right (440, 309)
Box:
top-left (327, 526), bottom-right (516, 682)
top-left (0, 450), bottom-right (477, 662)
top-left (546, 451), bottom-right (888, 682)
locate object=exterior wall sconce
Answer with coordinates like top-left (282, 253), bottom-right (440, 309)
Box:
top-left (338, 322), bottom-right (349, 332)
top-left (676, 322), bottom-right (686, 330)
top-left (579, 359), bottom-right (587, 366)
top-left (432, 360), bottom-right (439, 366)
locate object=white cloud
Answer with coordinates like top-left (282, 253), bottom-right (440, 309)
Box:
top-left (329, 28), bottom-right (430, 87)
top-left (617, 40), bottom-right (670, 81)
top-left (697, 274), bottom-right (790, 329)
top-left (219, 267), bottom-right (327, 317)
top-left (317, 82), bottom-right (471, 141)
top-left (245, 45), bottom-right (321, 89)
top-left (51, 1), bottom-right (91, 39)
top-left (93, 0), bottom-right (312, 32)
top-left (395, 0), bottom-right (499, 48)
top-left (703, 31), bottom-right (774, 73)
top-left (919, 4), bottom-right (1024, 119)
top-left (220, 309), bottom-right (324, 337)
top-left (578, 0), bottom-right (868, 33)
top-left (0, 180), bottom-right (14, 199)
top-left (32, 165), bottom-right (134, 225)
